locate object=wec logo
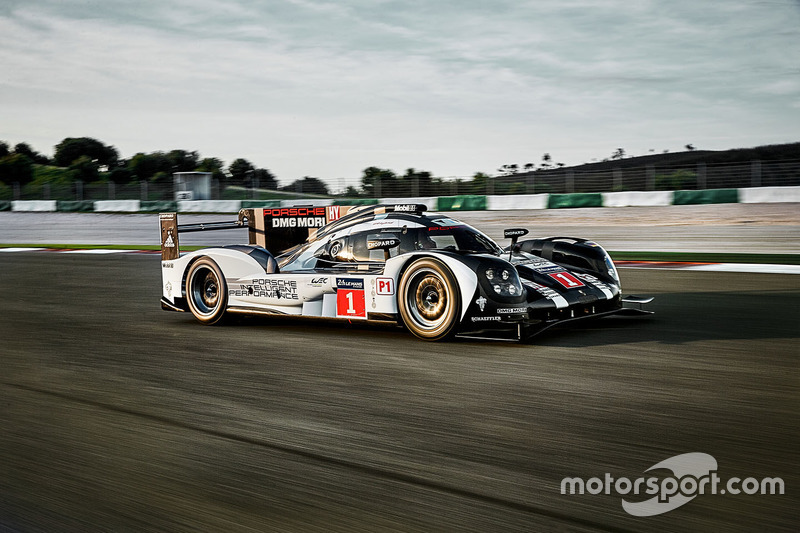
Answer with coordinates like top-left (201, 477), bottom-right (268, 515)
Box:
top-left (561, 453), bottom-right (784, 517)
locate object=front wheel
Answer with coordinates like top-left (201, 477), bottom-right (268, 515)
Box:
top-left (185, 257), bottom-right (228, 325)
top-left (398, 258), bottom-right (461, 341)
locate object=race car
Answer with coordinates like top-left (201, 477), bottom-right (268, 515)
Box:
top-left (159, 204), bottom-right (652, 341)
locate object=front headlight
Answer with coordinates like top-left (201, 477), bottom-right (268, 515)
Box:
top-left (484, 266), bottom-right (523, 297)
top-left (603, 254), bottom-right (619, 282)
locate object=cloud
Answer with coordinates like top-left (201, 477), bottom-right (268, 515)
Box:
top-left (1, 0), bottom-right (798, 184)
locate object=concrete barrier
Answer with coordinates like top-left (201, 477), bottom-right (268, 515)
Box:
top-left (12, 200), bottom-right (57, 212)
top-left (57, 201), bottom-right (96, 212)
top-left (739, 186), bottom-right (800, 204)
top-left (673, 189), bottom-right (738, 205)
top-left (437, 195), bottom-right (487, 211)
top-left (241, 200), bottom-right (282, 208)
top-left (601, 191), bottom-right (673, 207)
top-left (178, 200), bottom-right (242, 213)
top-left (487, 194), bottom-right (549, 211)
top-left (280, 199), bottom-right (333, 207)
top-left (547, 193), bottom-right (603, 209)
top-left (141, 201), bottom-right (178, 212)
top-left (333, 198), bottom-right (379, 206)
top-left (94, 200), bottom-right (141, 212)
top-left (6, 187), bottom-right (796, 218)
top-left (380, 197), bottom-right (438, 211)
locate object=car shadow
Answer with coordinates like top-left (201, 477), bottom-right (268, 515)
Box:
top-left (168, 289), bottom-right (798, 348)
top-left (527, 290), bottom-right (799, 348)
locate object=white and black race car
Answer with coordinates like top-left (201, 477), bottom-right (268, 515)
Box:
top-left (159, 204), bottom-right (651, 341)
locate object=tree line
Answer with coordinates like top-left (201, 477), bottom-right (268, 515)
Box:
top-left (0, 137), bottom-right (651, 198)
top-left (0, 136), bottom-right (504, 198)
top-left (4, 136), bottom-right (790, 199)
top-left (0, 137), bottom-right (331, 196)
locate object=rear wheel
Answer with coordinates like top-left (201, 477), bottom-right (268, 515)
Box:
top-left (186, 257), bottom-right (228, 325)
top-left (398, 258), bottom-right (460, 341)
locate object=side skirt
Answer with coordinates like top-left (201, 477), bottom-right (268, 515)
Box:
top-left (226, 306), bottom-right (399, 324)
top-left (161, 297), bottom-right (186, 312)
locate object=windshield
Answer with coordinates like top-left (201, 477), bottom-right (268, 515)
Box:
top-left (418, 225), bottom-right (502, 255)
top-left (277, 219), bottom-right (504, 269)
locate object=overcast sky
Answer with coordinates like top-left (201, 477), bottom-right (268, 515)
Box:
top-left (2, 0), bottom-right (799, 190)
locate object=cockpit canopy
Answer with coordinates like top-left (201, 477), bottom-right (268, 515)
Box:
top-left (277, 209), bottom-right (503, 270)
top-left (325, 224), bottom-right (502, 263)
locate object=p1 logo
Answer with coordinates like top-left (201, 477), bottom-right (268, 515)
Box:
top-left (376, 278), bottom-right (395, 295)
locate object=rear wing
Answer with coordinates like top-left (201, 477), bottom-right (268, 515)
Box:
top-left (159, 206), bottom-right (355, 260)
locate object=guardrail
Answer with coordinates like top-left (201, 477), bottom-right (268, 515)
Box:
top-left (2, 186), bottom-right (799, 213)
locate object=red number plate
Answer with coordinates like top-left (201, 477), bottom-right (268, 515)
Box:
top-left (548, 272), bottom-right (585, 288)
top-left (337, 289), bottom-right (366, 318)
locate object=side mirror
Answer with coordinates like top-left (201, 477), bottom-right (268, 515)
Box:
top-left (503, 228), bottom-right (529, 260)
top-left (317, 239), bottom-right (345, 260)
top-left (504, 228), bottom-right (529, 240)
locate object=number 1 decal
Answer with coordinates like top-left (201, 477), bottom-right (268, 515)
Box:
top-left (548, 272), bottom-right (585, 288)
top-left (336, 278), bottom-right (367, 319)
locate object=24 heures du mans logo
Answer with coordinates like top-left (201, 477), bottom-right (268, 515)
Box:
top-left (561, 453), bottom-right (784, 516)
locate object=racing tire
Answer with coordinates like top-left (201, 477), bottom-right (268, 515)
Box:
top-left (185, 257), bottom-right (228, 325)
top-left (398, 258), bottom-right (461, 341)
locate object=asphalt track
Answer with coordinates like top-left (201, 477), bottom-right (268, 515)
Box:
top-left (0, 253), bottom-right (798, 532)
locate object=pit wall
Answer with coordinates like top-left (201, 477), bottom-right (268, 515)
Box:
top-left (3, 186), bottom-right (799, 212)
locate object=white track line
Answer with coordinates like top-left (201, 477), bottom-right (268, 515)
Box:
top-left (617, 263), bottom-right (800, 274)
top-left (681, 263), bottom-right (800, 275)
top-left (61, 249), bottom-right (139, 254)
